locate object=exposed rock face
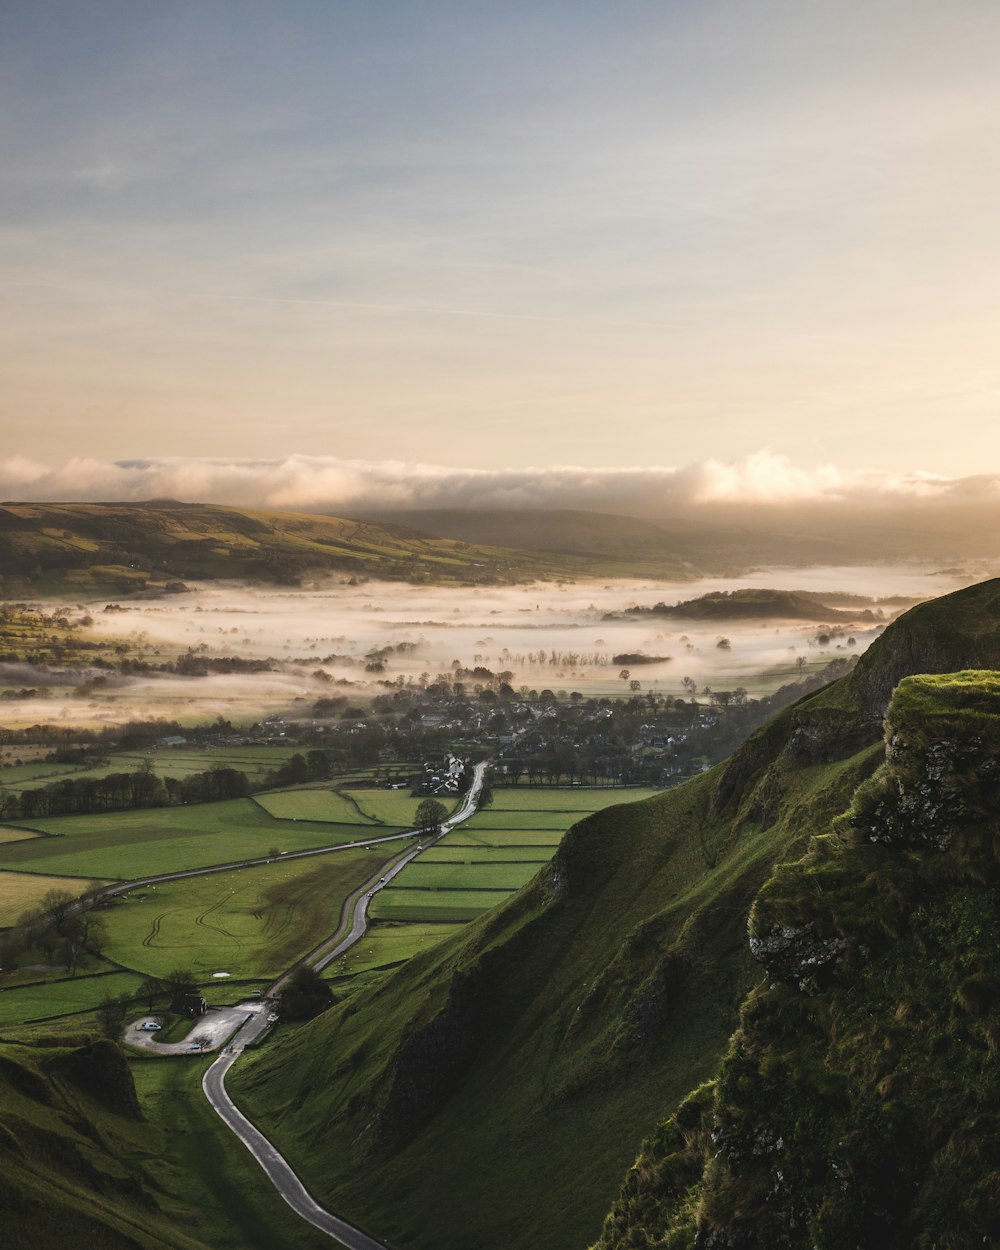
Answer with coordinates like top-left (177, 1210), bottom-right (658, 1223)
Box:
top-left (594, 670), bottom-right (1000, 1250)
top-left (373, 964), bottom-right (485, 1149)
top-left (56, 1040), bottom-right (143, 1121)
top-left (712, 579), bottom-right (1000, 822)
top-left (748, 924), bottom-right (848, 994)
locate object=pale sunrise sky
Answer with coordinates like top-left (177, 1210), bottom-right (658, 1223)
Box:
top-left (3, 1), bottom-right (1000, 493)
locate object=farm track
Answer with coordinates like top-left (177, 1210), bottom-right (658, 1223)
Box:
top-left (142, 912), bottom-right (165, 947)
top-left (196, 895), bottom-right (239, 940)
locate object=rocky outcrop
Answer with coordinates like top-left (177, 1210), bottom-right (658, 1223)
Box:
top-left (55, 1040), bottom-right (143, 1121)
top-left (373, 963), bottom-right (487, 1150)
top-left (595, 669), bottom-right (1000, 1250)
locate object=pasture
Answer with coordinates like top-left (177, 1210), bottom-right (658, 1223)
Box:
top-left (488, 786), bottom-right (658, 811)
top-left (326, 921), bottom-right (465, 978)
top-left (254, 789), bottom-right (382, 825)
top-left (0, 827), bottom-right (40, 845)
top-left (0, 870), bottom-right (107, 926)
top-left (0, 745), bottom-right (308, 792)
top-left (455, 810), bottom-right (590, 831)
top-left (418, 845), bottom-right (551, 863)
top-left (343, 790), bottom-right (457, 826)
top-left (0, 970), bottom-right (144, 1027)
top-left (392, 861), bottom-right (541, 891)
top-left (369, 888), bottom-right (508, 923)
top-left (101, 847), bottom-right (392, 979)
top-left (445, 826), bottom-right (566, 848)
top-left (0, 799), bottom-right (383, 880)
top-left (367, 785), bottom-right (658, 936)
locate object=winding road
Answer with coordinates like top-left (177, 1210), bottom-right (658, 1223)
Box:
top-left (200, 762), bottom-right (489, 1249)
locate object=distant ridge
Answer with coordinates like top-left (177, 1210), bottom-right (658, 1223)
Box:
top-left (0, 500), bottom-right (605, 596)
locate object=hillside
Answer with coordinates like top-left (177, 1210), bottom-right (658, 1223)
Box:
top-left (0, 500), bottom-right (593, 596)
top-left (231, 578), bottom-right (1000, 1250)
top-left (620, 588), bottom-right (879, 623)
top-left (0, 1039), bottom-right (204, 1250)
top-left (363, 506), bottom-right (996, 575)
top-left (363, 508), bottom-right (858, 577)
top-left (595, 671), bottom-right (1000, 1248)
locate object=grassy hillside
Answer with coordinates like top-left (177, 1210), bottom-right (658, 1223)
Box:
top-left (622, 587), bottom-right (877, 622)
top-left (0, 1038), bottom-right (207, 1250)
top-left (231, 578), bottom-right (1000, 1250)
top-left (0, 500), bottom-right (592, 596)
top-left (595, 671), bottom-right (1000, 1248)
top-left (363, 506), bottom-right (986, 574)
top-left (0, 1034), bottom-right (332, 1250)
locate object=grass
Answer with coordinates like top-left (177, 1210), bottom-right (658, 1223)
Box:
top-left (460, 810), bottom-right (596, 830)
top-left (387, 861), bottom-right (542, 891)
top-left (127, 1059), bottom-right (334, 1250)
top-left (489, 787), bottom-right (660, 811)
top-left (419, 846), bottom-right (553, 863)
top-left (325, 921), bottom-right (467, 979)
top-left (344, 790), bottom-right (457, 826)
top-left (0, 970), bottom-right (145, 1027)
top-left (0, 798), bottom-right (381, 879)
top-left (0, 826), bottom-right (40, 845)
top-left (232, 721), bottom-right (884, 1250)
top-left (100, 847), bottom-right (394, 979)
top-left (369, 889), bottom-right (511, 922)
top-left (445, 826), bottom-right (567, 847)
top-left (3, 746), bottom-right (307, 792)
top-left (0, 870), bottom-right (108, 925)
top-left (253, 789), bottom-right (383, 824)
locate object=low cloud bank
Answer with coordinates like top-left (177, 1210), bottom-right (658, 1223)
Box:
top-left (2, 451), bottom-right (1000, 519)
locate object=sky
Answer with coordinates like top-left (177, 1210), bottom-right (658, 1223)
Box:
top-left (3, 0), bottom-right (1000, 506)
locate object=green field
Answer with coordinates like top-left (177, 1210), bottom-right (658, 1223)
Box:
top-left (326, 921), bottom-right (466, 978)
top-left (254, 789), bottom-right (382, 825)
top-left (456, 810), bottom-right (590, 830)
top-left (445, 826), bottom-right (566, 847)
top-left (369, 888), bottom-right (509, 922)
top-left (2, 746), bottom-right (309, 793)
top-left (0, 970), bottom-right (144, 1027)
top-left (389, 861), bottom-right (541, 891)
top-left (0, 761), bottom-right (75, 788)
top-left (100, 848), bottom-right (393, 978)
top-left (0, 827), bottom-right (40, 845)
top-left (344, 790), bottom-right (457, 826)
top-left (0, 870), bottom-right (108, 925)
top-left (0, 799), bottom-right (382, 879)
top-left (489, 787), bottom-right (659, 811)
top-left (364, 786), bottom-right (658, 935)
top-left (418, 846), bottom-right (552, 863)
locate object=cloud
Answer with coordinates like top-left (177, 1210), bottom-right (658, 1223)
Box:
top-left (0, 452), bottom-right (997, 520)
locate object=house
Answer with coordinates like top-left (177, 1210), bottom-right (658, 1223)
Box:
top-left (170, 993), bottom-right (207, 1017)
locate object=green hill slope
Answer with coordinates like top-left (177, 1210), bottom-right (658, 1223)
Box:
top-left (622, 587), bottom-right (876, 622)
top-left (0, 1039), bottom-right (206, 1250)
top-left (231, 578), bottom-right (1000, 1250)
top-left (595, 670), bottom-right (1000, 1248)
top-left (0, 500), bottom-right (591, 596)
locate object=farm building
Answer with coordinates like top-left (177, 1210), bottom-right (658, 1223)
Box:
top-left (171, 993), bottom-right (207, 1017)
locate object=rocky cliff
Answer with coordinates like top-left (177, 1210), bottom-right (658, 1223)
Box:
top-left (595, 671), bottom-right (1000, 1248)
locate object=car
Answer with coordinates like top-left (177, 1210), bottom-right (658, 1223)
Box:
top-left (140, 1021), bottom-right (162, 1032)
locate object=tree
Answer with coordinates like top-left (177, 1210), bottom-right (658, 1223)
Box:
top-left (618, 669), bottom-right (631, 683)
top-left (280, 965), bottom-right (334, 1021)
top-left (415, 798), bottom-right (448, 834)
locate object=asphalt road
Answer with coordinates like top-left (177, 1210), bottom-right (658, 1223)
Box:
top-left (200, 762), bottom-right (488, 1249)
top-left (203, 1025), bottom-right (389, 1250)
